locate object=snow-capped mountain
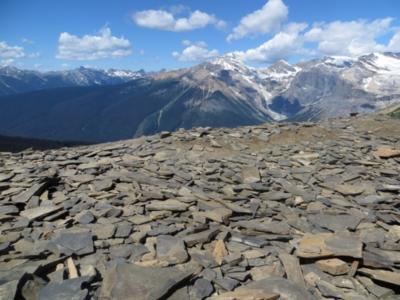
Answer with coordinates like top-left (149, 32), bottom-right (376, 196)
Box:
top-left (0, 66), bottom-right (146, 95)
top-left (272, 52), bottom-right (400, 120)
top-left (0, 52), bottom-right (399, 142)
top-left (152, 51), bottom-right (400, 122)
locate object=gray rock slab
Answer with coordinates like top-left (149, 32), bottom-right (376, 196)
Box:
top-left (100, 263), bottom-right (200, 300)
top-left (255, 277), bottom-right (315, 300)
top-left (38, 277), bottom-right (89, 300)
top-left (20, 205), bottom-right (62, 221)
top-left (52, 230), bottom-right (94, 256)
top-left (156, 235), bottom-right (188, 265)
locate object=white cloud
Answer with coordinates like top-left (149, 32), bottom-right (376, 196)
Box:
top-left (0, 41), bottom-right (26, 59)
top-left (387, 30), bottom-right (400, 52)
top-left (304, 18), bottom-right (393, 57)
top-left (231, 18), bottom-right (400, 64)
top-left (56, 27), bottom-right (132, 60)
top-left (133, 9), bottom-right (225, 32)
top-left (172, 41), bottom-right (219, 62)
top-left (168, 4), bottom-right (190, 15)
top-left (227, 0), bottom-right (288, 42)
top-left (233, 23), bottom-right (308, 63)
top-left (0, 41), bottom-right (40, 66)
top-left (1, 59), bottom-right (15, 66)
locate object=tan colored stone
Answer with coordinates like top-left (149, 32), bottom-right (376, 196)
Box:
top-left (304, 272), bottom-right (320, 287)
top-left (67, 257), bottom-right (79, 279)
top-left (374, 147), bottom-right (400, 159)
top-left (56, 263), bottom-right (64, 271)
top-left (198, 207), bottom-right (232, 224)
top-left (316, 258), bottom-right (350, 275)
top-left (242, 167), bottom-right (260, 184)
top-left (250, 263), bottom-right (283, 281)
top-left (296, 233), bottom-right (362, 259)
top-left (294, 196), bottom-right (304, 206)
top-left (213, 240), bottom-right (228, 265)
top-left (296, 233), bottom-right (333, 258)
top-left (292, 152), bottom-right (320, 161)
top-left (243, 249), bottom-right (266, 259)
top-left (388, 225), bottom-right (400, 240)
top-left (334, 184), bottom-right (365, 196)
top-left (192, 144), bottom-right (205, 151)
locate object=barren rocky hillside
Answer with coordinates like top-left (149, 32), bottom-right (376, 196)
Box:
top-left (1, 114), bottom-right (400, 299)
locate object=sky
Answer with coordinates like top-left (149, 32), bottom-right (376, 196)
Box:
top-left (1, 0), bottom-right (400, 71)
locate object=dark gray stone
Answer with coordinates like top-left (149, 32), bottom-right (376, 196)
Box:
top-left (114, 223), bottom-right (132, 238)
top-left (213, 276), bottom-right (239, 291)
top-left (38, 277), bottom-right (89, 300)
top-left (75, 211), bottom-right (95, 224)
top-left (52, 230), bottom-right (94, 256)
top-left (190, 278), bottom-right (214, 299)
top-left (100, 263), bottom-right (200, 300)
top-left (244, 277), bottom-right (315, 300)
top-left (156, 235), bottom-right (188, 265)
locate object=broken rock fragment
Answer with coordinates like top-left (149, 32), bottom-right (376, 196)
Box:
top-left (316, 258), bottom-right (350, 275)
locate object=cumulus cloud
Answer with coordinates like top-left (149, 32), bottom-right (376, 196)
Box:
top-left (233, 23), bottom-right (308, 63)
top-left (304, 18), bottom-right (393, 57)
top-left (231, 17), bottom-right (400, 64)
top-left (132, 9), bottom-right (225, 32)
top-left (56, 27), bottom-right (132, 60)
top-left (0, 41), bottom-right (26, 59)
top-left (172, 41), bottom-right (219, 62)
top-left (227, 0), bottom-right (288, 42)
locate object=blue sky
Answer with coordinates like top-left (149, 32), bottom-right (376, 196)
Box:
top-left (1, 0), bottom-right (400, 71)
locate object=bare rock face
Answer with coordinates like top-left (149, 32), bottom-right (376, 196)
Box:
top-left (1, 114), bottom-right (400, 299)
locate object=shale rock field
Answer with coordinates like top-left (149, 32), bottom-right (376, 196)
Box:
top-left (1, 115), bottom-right (400, 300)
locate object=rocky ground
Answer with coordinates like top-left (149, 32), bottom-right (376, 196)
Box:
top-left (1, 114), bottom-right (400, 300)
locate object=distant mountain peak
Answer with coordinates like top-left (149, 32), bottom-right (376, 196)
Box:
top-left (208, 53), bottom-right (248, 71)
top-left (0, 65), bottom-right (147, 95)
top-left (320, 55), bottom-right (356, 68)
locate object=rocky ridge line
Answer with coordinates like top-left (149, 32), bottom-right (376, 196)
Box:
top-left (0, 114), bottom-right (400, 299)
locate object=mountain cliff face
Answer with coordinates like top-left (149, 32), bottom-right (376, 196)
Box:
top-left (0, 52), bottom-right (399, 142)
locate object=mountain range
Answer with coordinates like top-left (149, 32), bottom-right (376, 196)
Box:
top-left (0, 52), bottom-right (399, 143)
top-left (0, 66), bottom-right (146, 95)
